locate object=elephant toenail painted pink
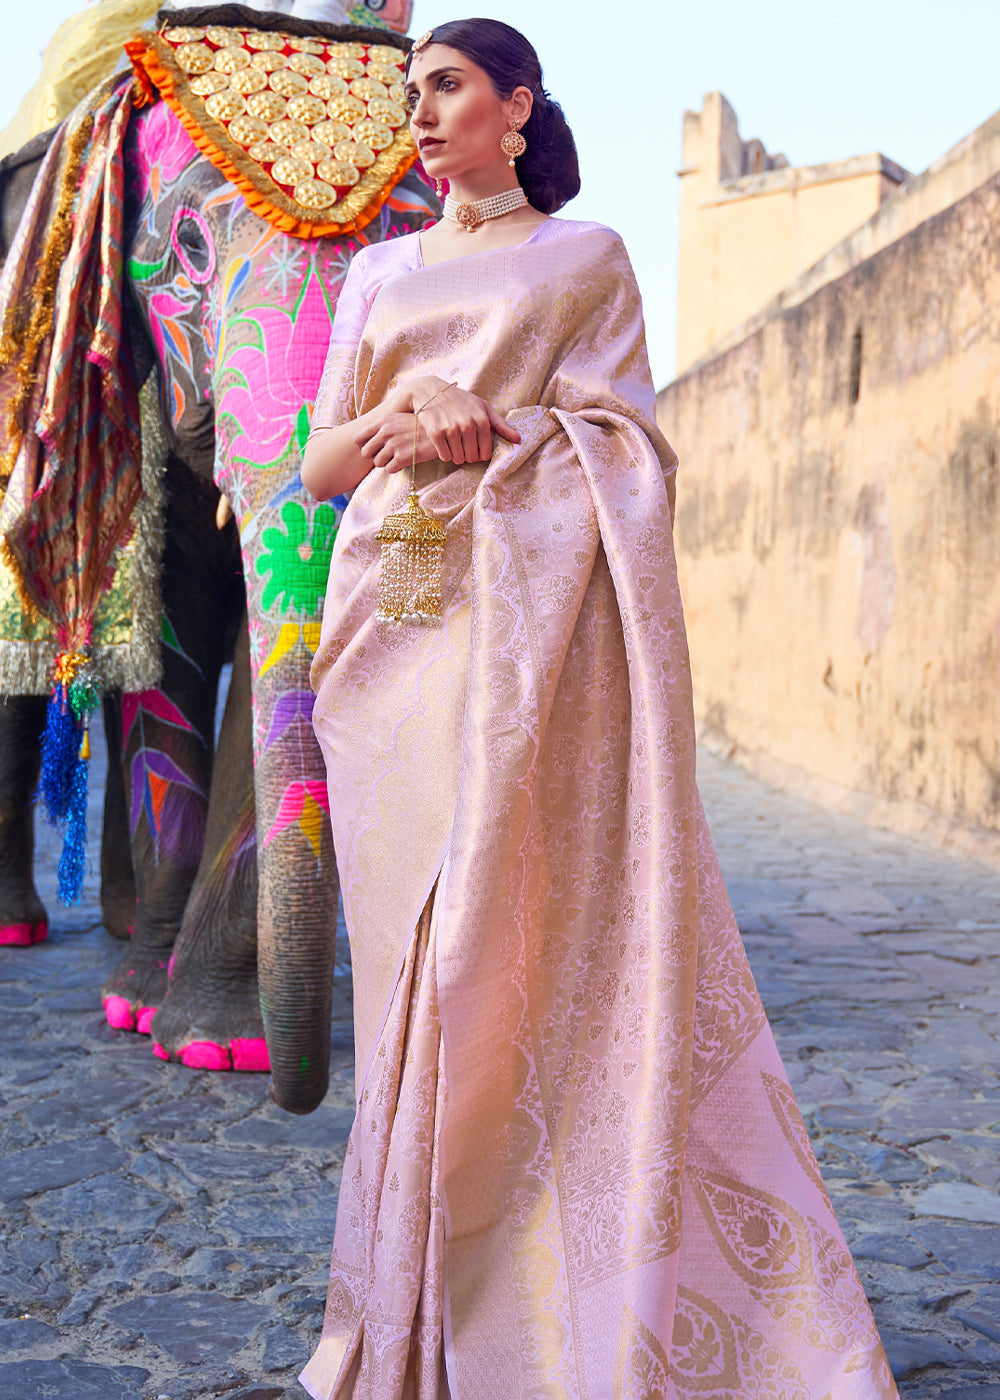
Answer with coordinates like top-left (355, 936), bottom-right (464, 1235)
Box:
top-left (232, 1038), bottom-right (270, 1072)
top-left (0, 923), bottom-right (35, 946)
top-left (180, 1041), bottom-right (232, 1071)
top-left (152, 1042), bottom-right (170, 1061)
top-left (104, 995), bottom-right (136, 1030)
top-left (136, 1007), bottom-right (156, 1035)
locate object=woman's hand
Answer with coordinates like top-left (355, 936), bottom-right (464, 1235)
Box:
top-left (356, 413), bottom-right (440, 473)
top-left (301, 379), bottom-right (523, 500)
top-left (357, 383), bottom-right (522, 473)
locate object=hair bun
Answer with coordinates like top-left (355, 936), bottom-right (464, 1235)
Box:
top-left (518, 92), bottom-right (580, 215)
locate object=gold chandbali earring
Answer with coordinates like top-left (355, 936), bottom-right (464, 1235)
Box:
top-left (376, 384), bottom-right (456, 624)
top-left (434, 177), bottom-right (443, 199)
top-left (500, 119), bottom-right (526, 166)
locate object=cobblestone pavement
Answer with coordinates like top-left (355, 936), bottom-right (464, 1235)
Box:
top-left (1, 739), bottom-right (999, 1399)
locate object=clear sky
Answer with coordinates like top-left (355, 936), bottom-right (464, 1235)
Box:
top-left (4, 0), bottom-right (1000, 386)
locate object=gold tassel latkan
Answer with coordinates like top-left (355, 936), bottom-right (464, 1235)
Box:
top-left (376, 382), bottom-right (455, 625)
top-left (376, 492), bottom-right (446, 623)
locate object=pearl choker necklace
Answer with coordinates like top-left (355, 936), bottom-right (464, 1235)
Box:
top-left (443, 187), bottom-right (528, 232)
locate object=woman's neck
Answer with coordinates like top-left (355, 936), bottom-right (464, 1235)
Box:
top-left (445, 169), bottom-right (522, 205)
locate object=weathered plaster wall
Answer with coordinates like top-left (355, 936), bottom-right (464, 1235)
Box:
top-left (658, 173), bottom-right (1000, 840)
top-left (677, 92), bottom-right (907, 374)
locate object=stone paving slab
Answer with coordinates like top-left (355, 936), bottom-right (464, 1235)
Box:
top-left (1, 742), bottom-right (999, 1396)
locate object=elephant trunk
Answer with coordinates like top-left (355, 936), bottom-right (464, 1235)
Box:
top-left (256, 756), bottom-right (338, 1115)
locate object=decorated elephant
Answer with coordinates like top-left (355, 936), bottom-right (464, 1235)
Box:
top-left (0, 101), bottom-right (248, 956)
top-left (0, 0), bottom-right (437, 1113)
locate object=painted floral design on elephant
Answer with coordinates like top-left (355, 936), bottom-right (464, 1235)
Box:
top-left (254, 498), bottom-right (340, 617)
top-left (122, 690), bottom-right (207, 865)
top-left (214, 252), bottom-right (349, 482)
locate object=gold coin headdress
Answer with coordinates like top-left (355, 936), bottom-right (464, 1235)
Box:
top-left (126, 16), bottom-right (418, 237)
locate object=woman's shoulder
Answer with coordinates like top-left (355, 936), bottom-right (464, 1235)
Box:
top-left (536, 216), bottom-right (625, 247)
top-left (349, 230), bottom-right (422, 285)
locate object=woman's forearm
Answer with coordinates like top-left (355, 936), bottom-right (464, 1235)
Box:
top-left (301, 403), bottom-right (391, 500)
top-left (301, 375), bottom-right (452, 500)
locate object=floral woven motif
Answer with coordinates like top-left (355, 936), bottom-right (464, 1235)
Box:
top-left (126, 20), bottom-right (418, 238)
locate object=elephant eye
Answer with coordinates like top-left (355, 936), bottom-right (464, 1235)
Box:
top-left (365, 0), bottom-right (387, 10)
top-left (175, 216), bottom-right (210, 272)
top-left (170, 207), bottom-right (215, 283)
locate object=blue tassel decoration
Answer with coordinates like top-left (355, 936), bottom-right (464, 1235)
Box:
top-left (57, 751), bottom-right (90, 905)
top-left (39, 688), bottom-right (80, 823)
top-left (37, 656), bottom-right (99, 906)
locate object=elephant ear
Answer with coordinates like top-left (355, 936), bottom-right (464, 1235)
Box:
top-left (126, 14), bottom-right (419, 238)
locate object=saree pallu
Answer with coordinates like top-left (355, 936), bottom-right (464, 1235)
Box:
top-left (304, 226), bottom-right (897, 1400)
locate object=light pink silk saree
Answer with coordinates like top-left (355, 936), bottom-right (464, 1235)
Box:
top-left (303, 222), bottom-right (897, 1400)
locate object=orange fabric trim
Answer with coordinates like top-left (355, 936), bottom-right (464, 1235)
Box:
top-left (124, 34), bottom-right (418, 239)
top-left (128, 55), bottom-right (157, 109)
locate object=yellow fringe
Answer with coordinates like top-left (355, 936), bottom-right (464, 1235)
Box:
top-left (0, 110), bottom-right (93, 490)
top-left (125, 33), bottom-right (419, 240)
top-left (0, 534), bottom-right (38, 625)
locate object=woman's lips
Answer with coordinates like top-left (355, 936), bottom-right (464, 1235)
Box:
top-left (419, 138), bottom-right (444, 153)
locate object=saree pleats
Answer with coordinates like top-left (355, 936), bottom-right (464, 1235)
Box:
top-left (304, 225), bottom-right (898, 1400)
top-left (307, 895), bottom-right (448, 1399)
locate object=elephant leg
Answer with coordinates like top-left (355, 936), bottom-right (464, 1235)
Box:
top-left (102, 457), bottom-right (240, 1031)
top-left (99, 694), bottom-right (136, 939)
top-left (0, 695), bottom-right (48, 945)
top-left (148, 619), bottom-right (264, 1070)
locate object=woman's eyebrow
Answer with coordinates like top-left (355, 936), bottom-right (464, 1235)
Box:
top-left (404, 66), bottom-right (464, 95)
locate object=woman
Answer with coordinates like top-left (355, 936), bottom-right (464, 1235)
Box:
top-left (300, 19), bottom-right (898, 1400)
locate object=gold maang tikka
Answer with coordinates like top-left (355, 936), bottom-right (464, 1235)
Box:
top-left (376, 384), bottom-right (455, 624)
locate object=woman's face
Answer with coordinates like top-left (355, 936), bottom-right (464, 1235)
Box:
top-left (405, 43), bottom-right (529, 186)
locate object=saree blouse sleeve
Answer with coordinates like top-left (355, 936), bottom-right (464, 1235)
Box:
top-left (311, 253), bottom-right (372, 431)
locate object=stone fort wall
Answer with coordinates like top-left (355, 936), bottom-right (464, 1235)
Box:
top-left (676, 92), bottom-right (907, 375)
top-left (658, 168), bottom-right (1000, 849)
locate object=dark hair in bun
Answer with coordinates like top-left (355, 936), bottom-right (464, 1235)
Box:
top-left (405, 18), bottom-right (580, 214)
